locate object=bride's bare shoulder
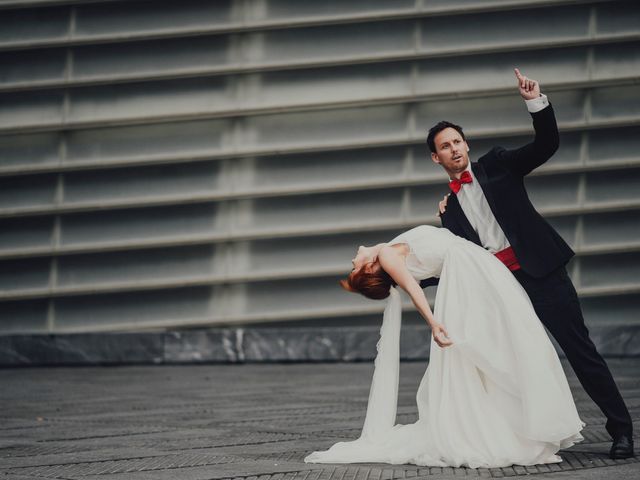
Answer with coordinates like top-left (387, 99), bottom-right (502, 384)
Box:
top-left (379, 243), bottom-right (410, 261)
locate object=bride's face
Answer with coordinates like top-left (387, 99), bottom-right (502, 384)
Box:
top-left (351, 245), bottom-right (377, 272)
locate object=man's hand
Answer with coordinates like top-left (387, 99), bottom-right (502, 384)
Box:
top-left (431, 322), bottom-right (453, 348)
top-left (514, 68), bottom-right (540, 100)
top-left (437, 194), bottom-right (449, 216)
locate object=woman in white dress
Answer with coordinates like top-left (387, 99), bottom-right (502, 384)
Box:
top-left (304, 224), bottom-right (584, 468)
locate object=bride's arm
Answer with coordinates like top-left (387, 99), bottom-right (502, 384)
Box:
top-left (378, 246), bottom-right (452, 347)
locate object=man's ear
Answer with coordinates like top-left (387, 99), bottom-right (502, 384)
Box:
top-left (431, 152), bottom-right (441, 165)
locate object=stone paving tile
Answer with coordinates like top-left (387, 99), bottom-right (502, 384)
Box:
top-left (0, 359), bottom-right (637, 480)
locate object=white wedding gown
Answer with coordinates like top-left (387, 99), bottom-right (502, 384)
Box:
top-left (304, 225), bottom-right (584, 468)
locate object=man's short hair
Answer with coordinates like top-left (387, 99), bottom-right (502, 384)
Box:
top-left (427, 121), bottom-right (466, 154)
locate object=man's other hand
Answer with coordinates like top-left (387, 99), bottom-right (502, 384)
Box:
top-left (438, 194), bottom-right (449, 216)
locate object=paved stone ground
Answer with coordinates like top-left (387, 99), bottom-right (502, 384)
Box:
top-left (0, 359), bottom-right (638, 480)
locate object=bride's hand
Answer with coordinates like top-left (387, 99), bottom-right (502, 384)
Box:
top-left (431, 322), bottom-right (453, 348)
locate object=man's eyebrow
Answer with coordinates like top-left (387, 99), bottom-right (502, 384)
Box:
top-left (440, 138), bottom-right (460, 147)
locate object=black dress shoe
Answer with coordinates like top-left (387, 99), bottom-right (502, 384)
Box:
top-left (610, 434), bottom-right (634, 459)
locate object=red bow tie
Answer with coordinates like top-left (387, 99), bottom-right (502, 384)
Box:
top-left (449, 171), bottom-right (473, 194)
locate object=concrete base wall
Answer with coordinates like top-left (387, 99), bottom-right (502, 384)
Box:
top-left (1, 323), bottom-right (638, 367)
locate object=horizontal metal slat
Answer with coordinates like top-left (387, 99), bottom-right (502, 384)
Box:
top-left (0, 0), bottom-right (610, 50)
top-left (0, 32), bottom-right (636, 94)
top-left (0, 156), bottom-right (638, 220)
top-left (1, 242), bottom-right (639, 302)
top-left (2, 73), bottom-right (639, 136)
top-left (18, 284), bottom-right (640, 334)
top-left (1, 200), bottom-right (640, 261)
top-left (1, 115), bottom-right (638, 178)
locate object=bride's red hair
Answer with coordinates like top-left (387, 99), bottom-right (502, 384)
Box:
top-left (339, 264), bottom-right (397, 300)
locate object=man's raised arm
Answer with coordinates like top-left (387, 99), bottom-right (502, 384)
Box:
top-left (494, 68), bottom-right (560, 177)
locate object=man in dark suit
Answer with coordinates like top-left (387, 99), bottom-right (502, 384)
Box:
top-left (421, 68), bottom-right (633, 459)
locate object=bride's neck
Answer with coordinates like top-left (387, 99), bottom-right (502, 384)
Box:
top-left (382, 242), bottom-right (410, 258)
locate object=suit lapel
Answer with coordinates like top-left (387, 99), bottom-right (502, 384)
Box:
top-left (443, 192), bottom-right (482, 246)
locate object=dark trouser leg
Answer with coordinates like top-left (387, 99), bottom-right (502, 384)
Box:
top-left (513, 266), bottom-right (633, 440)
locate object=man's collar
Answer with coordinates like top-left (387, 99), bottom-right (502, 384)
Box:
top-left (449, 164), bottom-right (472, 182)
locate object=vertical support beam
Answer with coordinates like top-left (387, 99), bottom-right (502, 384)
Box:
top-left (411, 17), bottom-right (422, 105)
top-left (229, 0), bottom-right (246, 24)
top-left (584, 87), bottom-right (593, 126)
top-left (48, 216), bottom-right (62, 333)
top-left (62, 5), bottom-right (77, 129)
top-left (404, 99), bottom-right (417, 221)
top-left (406, 102), bottom-right (417, 141)
top-left (401, 184), bottom-right (411, 223)
top-left (62, 91), bottom-right (71, 128)
top-left (405, 146), bottom-right (415, 179)
top-left (69, 5), bottom-right (77, 39)
top-left (250, 0), bottom-right (267, 23)
top-left (413, 16), bottom-right (422, 56)
top-left (55, 172), bottom-right (64, 207)
top-left (587, 4), bottom-right (597, 41)
top-left (46, 297), bottom-right (55, 333)
top-left (578, 130), bottom-right (589, 168)
top-left (64, 6), bottom-right (75, 83)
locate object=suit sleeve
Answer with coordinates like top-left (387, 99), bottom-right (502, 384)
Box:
top-left (420, 277), bottom-right (439, 288)
top-left (495, 101), bottom-right (560, 177)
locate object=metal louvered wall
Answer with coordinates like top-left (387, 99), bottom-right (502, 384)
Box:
top-left (0, 0), bottom-right (639, 335)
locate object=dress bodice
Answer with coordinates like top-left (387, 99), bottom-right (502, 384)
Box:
top-left (387, 225), bottom-right (463, 280)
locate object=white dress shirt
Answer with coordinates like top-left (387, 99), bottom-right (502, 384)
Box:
top-left (453, 94), bottom-right (549, 253)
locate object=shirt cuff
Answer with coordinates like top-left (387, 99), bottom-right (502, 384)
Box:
top-left (525, 93), bottom-right (549, 113)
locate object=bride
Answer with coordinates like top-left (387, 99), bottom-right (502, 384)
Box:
top-left (304, 224), bottom-right (584, 468)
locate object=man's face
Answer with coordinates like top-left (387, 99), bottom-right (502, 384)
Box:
top-left (431, 127), bottom-right (470, 176)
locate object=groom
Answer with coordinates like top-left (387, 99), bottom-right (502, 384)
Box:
top-left (421, 68), bottom-right (634, 459)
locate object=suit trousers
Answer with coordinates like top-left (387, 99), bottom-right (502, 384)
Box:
top-left (512, 265), bottom-right (633, 440)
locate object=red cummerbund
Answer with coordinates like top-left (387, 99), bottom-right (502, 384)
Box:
top-left (494, 246), bottom-right (521, 271)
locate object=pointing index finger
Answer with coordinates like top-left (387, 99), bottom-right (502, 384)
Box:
top-left (514, 67), bottom-right (524, 81)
